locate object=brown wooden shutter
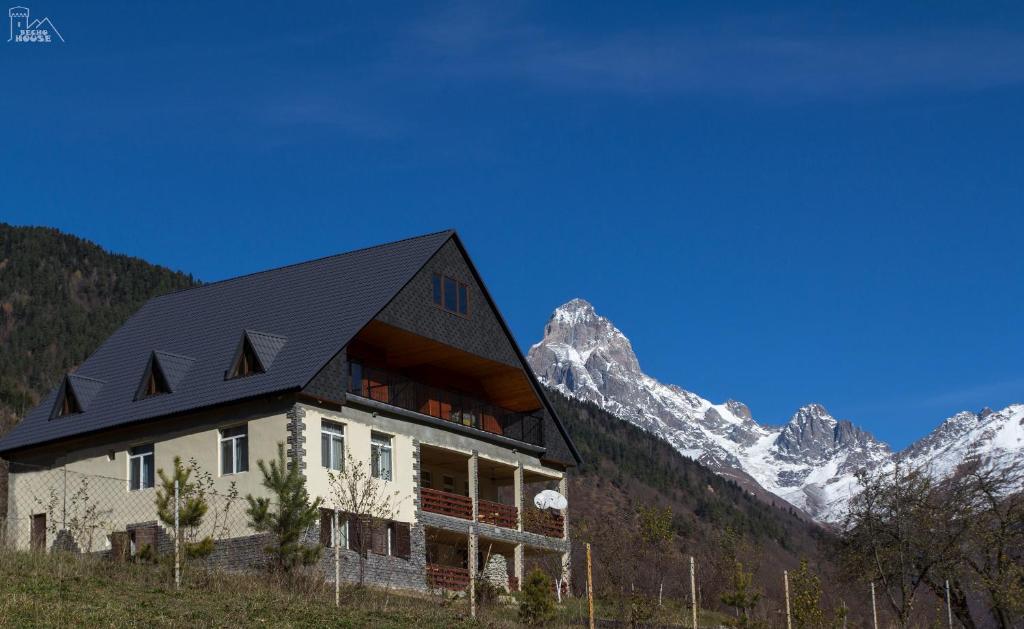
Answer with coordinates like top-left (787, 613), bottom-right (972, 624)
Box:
top-left (371, 519), bottom-right (387, 555)
top-left (348, 513), bottom-right (361, 554)
top-left (393, 522), bottom-right (411, 559)
top-left (319, 509), bottom-right (332, 547)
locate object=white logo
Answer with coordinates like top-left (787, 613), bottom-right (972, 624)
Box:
top-left (8, 6), bottom-right (63, 43)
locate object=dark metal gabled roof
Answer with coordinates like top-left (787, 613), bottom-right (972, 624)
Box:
top-left (0, 230), bottom-right (454, 455)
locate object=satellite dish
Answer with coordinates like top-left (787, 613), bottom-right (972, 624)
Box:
top-left (533, 489), bottom-right (568, 510)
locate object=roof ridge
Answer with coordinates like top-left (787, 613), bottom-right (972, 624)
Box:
top-left (152, 350), bottom-right (196, 361)
top-left (67, 373), bottom-right (106, 384)
top-left (151, 229), bottom-right (455, 301)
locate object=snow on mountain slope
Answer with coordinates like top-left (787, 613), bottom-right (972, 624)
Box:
top-left (527, 299), bottom-right (1023, 523)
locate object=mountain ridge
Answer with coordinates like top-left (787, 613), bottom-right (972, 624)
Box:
top-left (527, 298), bottom-right (1024, 522)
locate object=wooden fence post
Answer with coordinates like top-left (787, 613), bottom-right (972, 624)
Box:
top-left (784, 570), bottom-right (792, 629)
top-left (871, 582), bottom-right (879, 629)
top-left (690, 555), bottom-right (698, 629)
top-left (586, 543), bottom-right (594, 629)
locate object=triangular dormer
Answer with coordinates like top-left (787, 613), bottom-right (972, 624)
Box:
top-left (54, 379), bottom-right (82, 417)
top-left (136, 354), bottom-right (171, 400)
top-left (226, 331), bottom-right (285, 379)
top-left (50, 374), bottom-right (105, 419)
top-left (135, 351), bottom-right (195, 400)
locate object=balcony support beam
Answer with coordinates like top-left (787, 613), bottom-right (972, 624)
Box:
top-left (559, 475), bottom-right (571, 595)
top-left (514, 543), bottom-right (524, 591)
top-left (514, 462), bottom-right (524, 532)
top-left (468, 451), bottom-right (479, 522)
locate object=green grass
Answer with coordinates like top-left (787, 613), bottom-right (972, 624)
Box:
top-left (0, 550), bottom-right (733, 627)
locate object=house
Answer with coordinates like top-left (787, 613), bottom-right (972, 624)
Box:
top-left (0, 230), bottom-right (581, 592)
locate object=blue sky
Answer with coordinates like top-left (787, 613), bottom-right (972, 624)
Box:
top-left (3, 1), bottom-right (1023, 448)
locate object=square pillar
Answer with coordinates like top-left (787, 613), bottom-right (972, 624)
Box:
top-left (468, 524), bottom-right (478, 612)
top-left (514, 542), bottom-right (524, 591)
top-left (514, 462), bottom-right (524, 532)
top-left (468, 450), bottom-right (479, 522)
top-left (559, 474), bottom-right (571, 595)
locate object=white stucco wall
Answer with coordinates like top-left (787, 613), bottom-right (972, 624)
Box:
top-left (5, 411), bottom-right (288, 551)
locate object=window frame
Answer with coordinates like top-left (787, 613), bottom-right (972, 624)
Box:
top-left (431, 272), bottom-right (470, 317)
top-left (320, 421), bottom-right (345, 471)
top-left (370, 432), bottom-right (393, 481)
top-left (324, 511), bottom-right (349, 549)
top-left (219, 425), bottom-right (249, 476)
top-left (128, 444), bottom-right (154, 491)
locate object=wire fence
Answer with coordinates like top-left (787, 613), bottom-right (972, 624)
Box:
top-left (2, 460), bottom-right (258, 575)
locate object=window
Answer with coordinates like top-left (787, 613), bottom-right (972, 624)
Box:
top-left (420, 470), bottom-right (432, 488)
top-left (320, 508), bottom-right (349, 549)
top-left (431, 274), bottom-right (442, 306)
top-left (321, 421), bottom-right (344, 471)
top-left (442, 475), bottom-right (455, 493)
top-left (128, 444), bottom-right (154, 491)
top-left (443, 276), bottom-right (457, 311)
top-left (431, 273), bottom-right (469, 316)
top-left (370, 432), bottom-right (393, 481)
top-left (228, 336), bottom-right (262, 379)
top-left (56, 383), bottom-right (82, 418)
top-left (138, 357), bottom-right (170, 399)
top-left (220, 425), bottom-right (248, 475)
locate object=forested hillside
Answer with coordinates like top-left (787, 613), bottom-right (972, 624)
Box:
top-left (550, 391), bottom-right (855, 619)
top-left (0, 224), bottom-right (199, 433)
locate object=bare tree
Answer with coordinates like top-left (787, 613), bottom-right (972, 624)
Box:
top-left (842, 459), bottom-right (1024, 629)
top-left (326, 451), bottom-right (403, 587)
top-left (947, 460), bottom-right (1024, 629)
top-left (841, 463), bottom-right (942, 628)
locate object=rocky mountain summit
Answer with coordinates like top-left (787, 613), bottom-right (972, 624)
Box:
top-left (527, 299), bottom-right (1024, 523)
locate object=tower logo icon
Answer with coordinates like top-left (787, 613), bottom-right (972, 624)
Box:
top-left (8, 6), bottom-right (63, 43)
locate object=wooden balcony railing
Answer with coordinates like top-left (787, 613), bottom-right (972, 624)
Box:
top-left (348, 361), bottom-right (545, 447)
top-left (420, 487), bottom-right (473, 520)
top-left (524, 508), bottom-right (565, 539)
top-left (477, 498), bottom-right (518, 529)
top-left (426, 564), bottom-right (470, 591)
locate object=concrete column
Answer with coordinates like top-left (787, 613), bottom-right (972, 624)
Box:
top-left (559, 474), bottom-right (571, 594)
top-left (468, 450), bottom-right (479, 522)
top-left (468, 524), bottom-right (478, 610)
top-left (514, 462), bottom-right (524, 532)
top-left (514, 543), bottom-right (524, 591)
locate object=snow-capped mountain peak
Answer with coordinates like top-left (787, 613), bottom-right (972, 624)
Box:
top-left (527, 299), bottom-right (1021, 523)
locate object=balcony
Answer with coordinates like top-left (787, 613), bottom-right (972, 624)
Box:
top-left (426, 563), bottom-right (470, 591)
top-left (524, 508), bottom-right (565, 539)
top-left (348, 361), bottom-right (544, 447)
top-left (477, 499), bottom-right (518, 529)
top-left (420, 487), bottom-right (473, 520)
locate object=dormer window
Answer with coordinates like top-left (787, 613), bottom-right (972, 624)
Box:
top-left (225, 331), bottom-right (285, 380)
top-left (431, 273), bottom-right (469, 316)
top-left (137, 357), bottom-right (171, 400)
top-left (228, 336), bottom-right (263, 379)
top-left (50, 374), bottom-right (103, 419)
top-left (58, 385), bottom-right (82, 417)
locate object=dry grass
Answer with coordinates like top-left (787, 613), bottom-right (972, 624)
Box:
top-left (0, 549), bottom-right (732, 627)
top-left (0, 549), bottom-right (475, 628)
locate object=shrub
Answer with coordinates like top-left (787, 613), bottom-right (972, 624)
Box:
top-left (518, 569), bottom-right (555, 625)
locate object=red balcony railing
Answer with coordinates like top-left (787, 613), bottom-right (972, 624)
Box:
top-left (524, 508), bottom-right (565, 538)
top-left (477, 499), bottom-right (518, 529)
top-left (420, 487), bottom-right (473, 520)
top-left (348, 361), bottom-right (544, 447)
top-left (427, 564), bottom-right (470, 591)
